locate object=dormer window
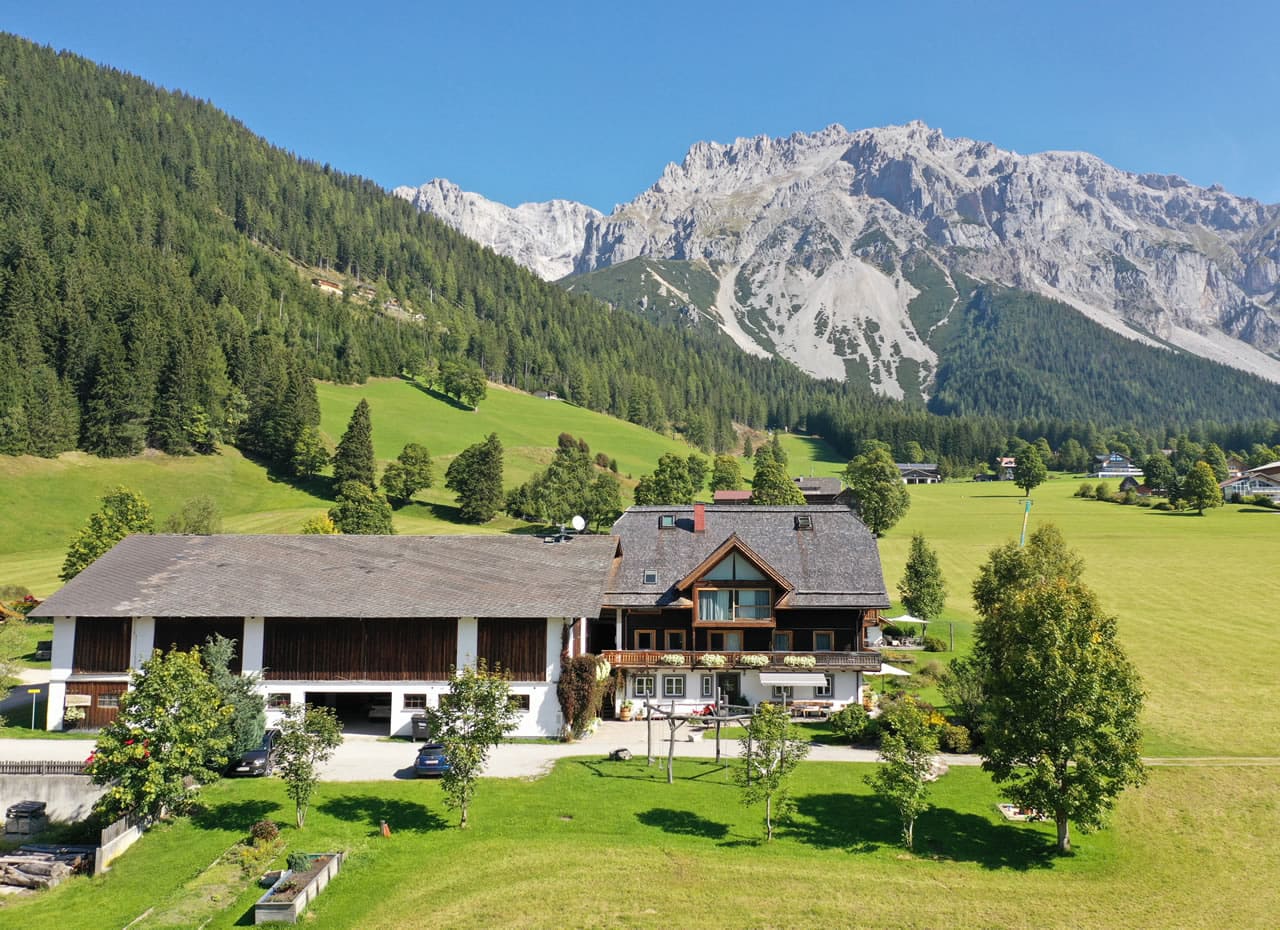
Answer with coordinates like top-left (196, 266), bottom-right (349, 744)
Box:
top-left (642, 569), bottom-right (658, 585)
top-left (794, 515), bottom-right (813, 530)
top-left (658, 514), bottom-right (676, 529)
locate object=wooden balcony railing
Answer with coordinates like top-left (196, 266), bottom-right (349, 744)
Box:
top-left (600, 650), bottom-right (882, 671)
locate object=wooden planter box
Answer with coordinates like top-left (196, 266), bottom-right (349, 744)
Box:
top-left (254, 852), bottom-right (343, 925)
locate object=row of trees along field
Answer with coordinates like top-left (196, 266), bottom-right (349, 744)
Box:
top-left (3, 36), bottom-right (1279, 472)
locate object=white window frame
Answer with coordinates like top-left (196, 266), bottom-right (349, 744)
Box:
top-left (642, 569), bottom-right (658, 585)
top-left (663, 675), bottom-right (685, 698)
top-left (815, 675), bottom-right (833, 698)
top-left (634, 676), bottom-right (656, 698)
top-left (772, 685), bottom-right (793, 700)
top-left (403, 693), bottom-right (427, 710)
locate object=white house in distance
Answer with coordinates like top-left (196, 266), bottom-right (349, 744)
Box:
top-left (32, 506), bottom-right (890, 736)
top-left (1220, 460), bottom-right (1280, 502)
top-left (1093, 452), bottom-right (1143, 477)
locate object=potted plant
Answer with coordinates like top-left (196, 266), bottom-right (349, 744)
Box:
top-left (738, 654), bottom-right (770, 668)
top-left (63, 705), bottom-right (86, 730)
top-left (697, 654), bottom-right (727, 668)
top-left (659, 653), bottom-right (686, 666)
top-left (619, 699), bottom-right (634, 722)
top-left (783, 655), bottom-right (817, 668)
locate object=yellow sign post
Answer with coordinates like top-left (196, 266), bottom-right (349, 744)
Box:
top-left (26, 687), bottom-right (41, 731)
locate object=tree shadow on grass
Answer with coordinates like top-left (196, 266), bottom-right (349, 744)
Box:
top-left (191, 799), bottom-right (280, 833)
top-left (576, 758), bottom-right (732, 784)
top-left (636, 808), bottom-right (729, 840)
top-left (239, 448), bottom-right (336, 500)
top-left (406, 378), bottom-right (475, 412)
top-left (791, 793), bottom-right (1057, 869)
top-left (316, 794), bottom-right (446, 835)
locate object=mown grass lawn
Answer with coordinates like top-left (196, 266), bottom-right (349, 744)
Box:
top-left (2, 759), bottom-right (1277, 930)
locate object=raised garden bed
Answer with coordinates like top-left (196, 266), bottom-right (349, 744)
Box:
top-left (253, 852), bottom-right (343, 925)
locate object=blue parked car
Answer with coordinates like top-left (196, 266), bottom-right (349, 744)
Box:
top-left (413, 743), bottom-right (450, 777)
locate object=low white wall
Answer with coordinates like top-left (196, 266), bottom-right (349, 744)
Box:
top-left (0, 775), bottom-right (105, 821)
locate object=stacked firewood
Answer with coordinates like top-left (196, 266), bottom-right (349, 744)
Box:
top-left (0, 844), bottom-right (95, 889)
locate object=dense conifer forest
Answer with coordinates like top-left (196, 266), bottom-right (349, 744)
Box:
top-left (0, 34), bottom-right (1276, 472)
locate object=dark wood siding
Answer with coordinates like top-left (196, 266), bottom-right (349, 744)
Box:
top-left (153, 618), bottom-right (244, 672)
top-left (72, 618), bottom-right (132, 673)
top-left (477, 619), bottom-right (547, 681)
top-left (65, 681), bottom-right (127, 728)
top-left (262, 619), bottom-right (457, 681)
top-left (776, 609), bottom-right (864, 651)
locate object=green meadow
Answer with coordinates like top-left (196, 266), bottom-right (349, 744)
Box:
top-left (3, 760), bottom-right (1277, 930)
top-left (0, 379), bottom-right (694, 594)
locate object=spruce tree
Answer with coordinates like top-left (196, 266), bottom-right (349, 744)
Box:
top-left (446, 432), bottom-right (505, 523)
top-left (898, 534), bottom-right (946, 623)
top-left (332, 399), bottom-right (375, 488)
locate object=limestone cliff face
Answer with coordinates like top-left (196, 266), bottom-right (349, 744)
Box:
top-left (400, 123), bottom-right (1280, 393)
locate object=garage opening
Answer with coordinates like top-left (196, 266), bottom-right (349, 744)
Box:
top-left (304, 691), bottom-right (392, 736)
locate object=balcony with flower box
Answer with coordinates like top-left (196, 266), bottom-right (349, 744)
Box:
top-left (600, 650), bottom-right (882, 672)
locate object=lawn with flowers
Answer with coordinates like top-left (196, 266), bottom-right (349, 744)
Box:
top-left (2, 759), bottom-right (1277, 930)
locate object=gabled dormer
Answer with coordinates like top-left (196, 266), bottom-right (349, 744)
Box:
top-left (676, 534), bottom-right (793, 628)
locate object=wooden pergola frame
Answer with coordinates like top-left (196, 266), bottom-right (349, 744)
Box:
top-left (640, 699), bottom-right (755, 784)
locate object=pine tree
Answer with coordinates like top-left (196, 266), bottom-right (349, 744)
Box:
top-left (332, 399), bottom-right (375, 488)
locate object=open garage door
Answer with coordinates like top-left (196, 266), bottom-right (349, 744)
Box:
top-left (304, 690), bottom-right (392, 736)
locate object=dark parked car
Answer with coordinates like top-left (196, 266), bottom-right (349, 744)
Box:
top-left (229, 727), bottom-right (282, 776)
top-left (413, 743), bottom-right (450, 778)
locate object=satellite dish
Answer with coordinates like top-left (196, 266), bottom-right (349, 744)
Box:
top-left (570, 515), bottom-right (587, 532)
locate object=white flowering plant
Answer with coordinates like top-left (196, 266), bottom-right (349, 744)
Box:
top-left (698, 654), bottom-right (727, 668)
top-left (783, 655), bottom-right (817, 668)
top-left (659, 653), bottom-right (686, 666)
top-left (738, 654), bottom-right (770, 668)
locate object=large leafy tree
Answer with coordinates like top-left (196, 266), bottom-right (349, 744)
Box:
top-left (381, 441), bottom-right (434, 506)
top-left (87, 647), bottom-right (232, 821)
top-left (1182, 461), bottom-right (1224, 515)
top-left (162, 495), bottom-right (222, 534)
top-left (1013, 446), bottom-right (1048, 497)
top-left (505, 434), bottom-right (594, 524)
top-left (328, 481), bottom-right (395, 534)
top-left (750, 445), bottom-right (805, 505)
top-left (445, 432), bottom-right (505, 523)
top-left (331, 399), bottom-right (375, 489)
top-left (710, 454), bottom-right (743, 492)
top-left (736, 703), bottom-right (809, 841)
top-left (441, 360), bottom-right (488, 409)
top-left (898, 533), bottom-right (946, 623)
top-left (1141, 453), bottom-right (1176, 494)
top-left (62, 486), bottom-right (154, 581)
top-left (424, 662), bottom-right (520, 828)
top-left (843, 448), bottom-right (909, 536)
top-left (972, 525), bottom-right (1146, 854)
top-left (866, 698), bottom-right (939, 850)
top-left (276, 703), bottom-right (343, 828)
top-left (634, 452), bottom-right (696, 506)
top-left (291, 426), bottom-right (330, 479)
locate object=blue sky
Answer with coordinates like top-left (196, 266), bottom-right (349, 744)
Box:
top-left (8, 2), bottom-right (1280, 211)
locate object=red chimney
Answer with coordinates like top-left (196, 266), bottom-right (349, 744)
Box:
top-left (693, 503), bottom-right (705, 533)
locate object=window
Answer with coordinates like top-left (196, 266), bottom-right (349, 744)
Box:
top-left (658, 514), bottom-right (676, 529)
top-left (815, 675), bottom-right (833, 698)
top-left (634, 676), bottom-right (656, 698)
top-left (509, 693), bottom-right (531, 712)
top-left (772, 685), bottom-right (793, 700)
top-left (704, 552), bottom-right (766, 581)
top-left (665, 630), bottom-right (686, 651)
top-left (642, 569), bottom-right (658, 585)
top-left (772, 631), bottom-right (793, 652)
top-left (634, 629), bottom-right (657, 650)
top-left (813, 630), bottom-right (834, 652)
top-left (709, 631), bottom-right (743, 651)
top-left (98, 693), bottom-right (120, 709)
top-left (403, 693), bottom-right (427, 710)
top-left (267, 693), bottom-right (291, 710)
top-left (697, 588), bottom-right (772, 622)
top-left (701, 675), bottom-right (714, 698)
top-left (663, 675), bottom-right (685, 698)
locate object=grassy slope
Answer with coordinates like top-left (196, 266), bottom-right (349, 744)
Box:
top-left (779, 431), bottom-right (1280, 756)
top-left (0, 379), bottom-right (694, 594)
top-left (3, 761), bottom-right (1278, 930)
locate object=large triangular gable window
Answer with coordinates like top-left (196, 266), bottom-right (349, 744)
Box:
top-left (703, 552), bottom-right (766, 581)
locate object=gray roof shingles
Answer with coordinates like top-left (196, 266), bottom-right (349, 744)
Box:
top-left (33, 534), bottom-right (619, 620)
top-left (604, 505), bottom-right (888, 609)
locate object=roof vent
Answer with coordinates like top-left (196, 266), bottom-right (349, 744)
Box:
top-left (794, 514), bottom-right (814, 531)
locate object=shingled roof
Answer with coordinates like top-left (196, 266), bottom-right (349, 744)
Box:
top-left (32, 534), bottom-right (620, 620)
top-left (604, 505), bottom-right (888, 609)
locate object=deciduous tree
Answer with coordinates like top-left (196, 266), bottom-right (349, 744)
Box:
top-left (424, 662), bottom-right (520, 828)
top-left (445, 432), bottom-right (505, 523)
top-left (866, 698), bottom-right (938, 850)
top-left (328, 481), bottom-right (395, 534)
top-left (1013, 446), bottom-right (1048, 497)
top-left (735, 703), bottom-right (809, 841)
top-left (634, 453), bottom-right (696, 505)
top-left (843, 449), bottom-right (909, 535)
top-left (972, 525), bottom-right (1145, 854)
top-left (276, 703), bottom-right (343, 828)
top-left (291, 426), bottom-right (329, 479)
top-left (710, 454), bottom-right (743, 492)
top-left (87, 647), bottom-right (231, 821)
top-left (61, 486), bottom-right (154, 581)
top-left (898, 533), bottom-right (946, 623)
top-left (381, 442), bottom-right (434, 505)
top-left (162, 495), bottom-right (222, 534)
top-left (1183, 461), bottom-right (1223, 515)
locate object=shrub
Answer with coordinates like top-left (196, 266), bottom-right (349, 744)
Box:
top-left (286, 851), bottom-right (311, 872)
top-left (1121, 490), bottom-right (1139, 505)
top-left (922, 635), bottom-right (947, 652)
top-left (1076, 482), bottom-right (1094, 499)
top-left (917, 660), bottom-right (944, 682)
top-left (250, 819), bottom-right (280, 845)
top-left (939, 723), bottom-right (971, 753)
top-left (1153, 501), bottom-right (1175, 512)
top-left (1094, 482), bottom-right (1112, 502)
top-left (829, 704), bottom-right (871, 743)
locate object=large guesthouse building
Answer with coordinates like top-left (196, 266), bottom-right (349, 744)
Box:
top-left (33, 505), bottom-right (887, 736)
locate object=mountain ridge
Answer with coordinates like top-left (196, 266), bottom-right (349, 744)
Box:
top-left (397, 121), bottom-right (1280, 394)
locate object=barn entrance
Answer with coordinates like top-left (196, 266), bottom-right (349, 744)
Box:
top-left (304, 690), bottom-right (393, 736)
